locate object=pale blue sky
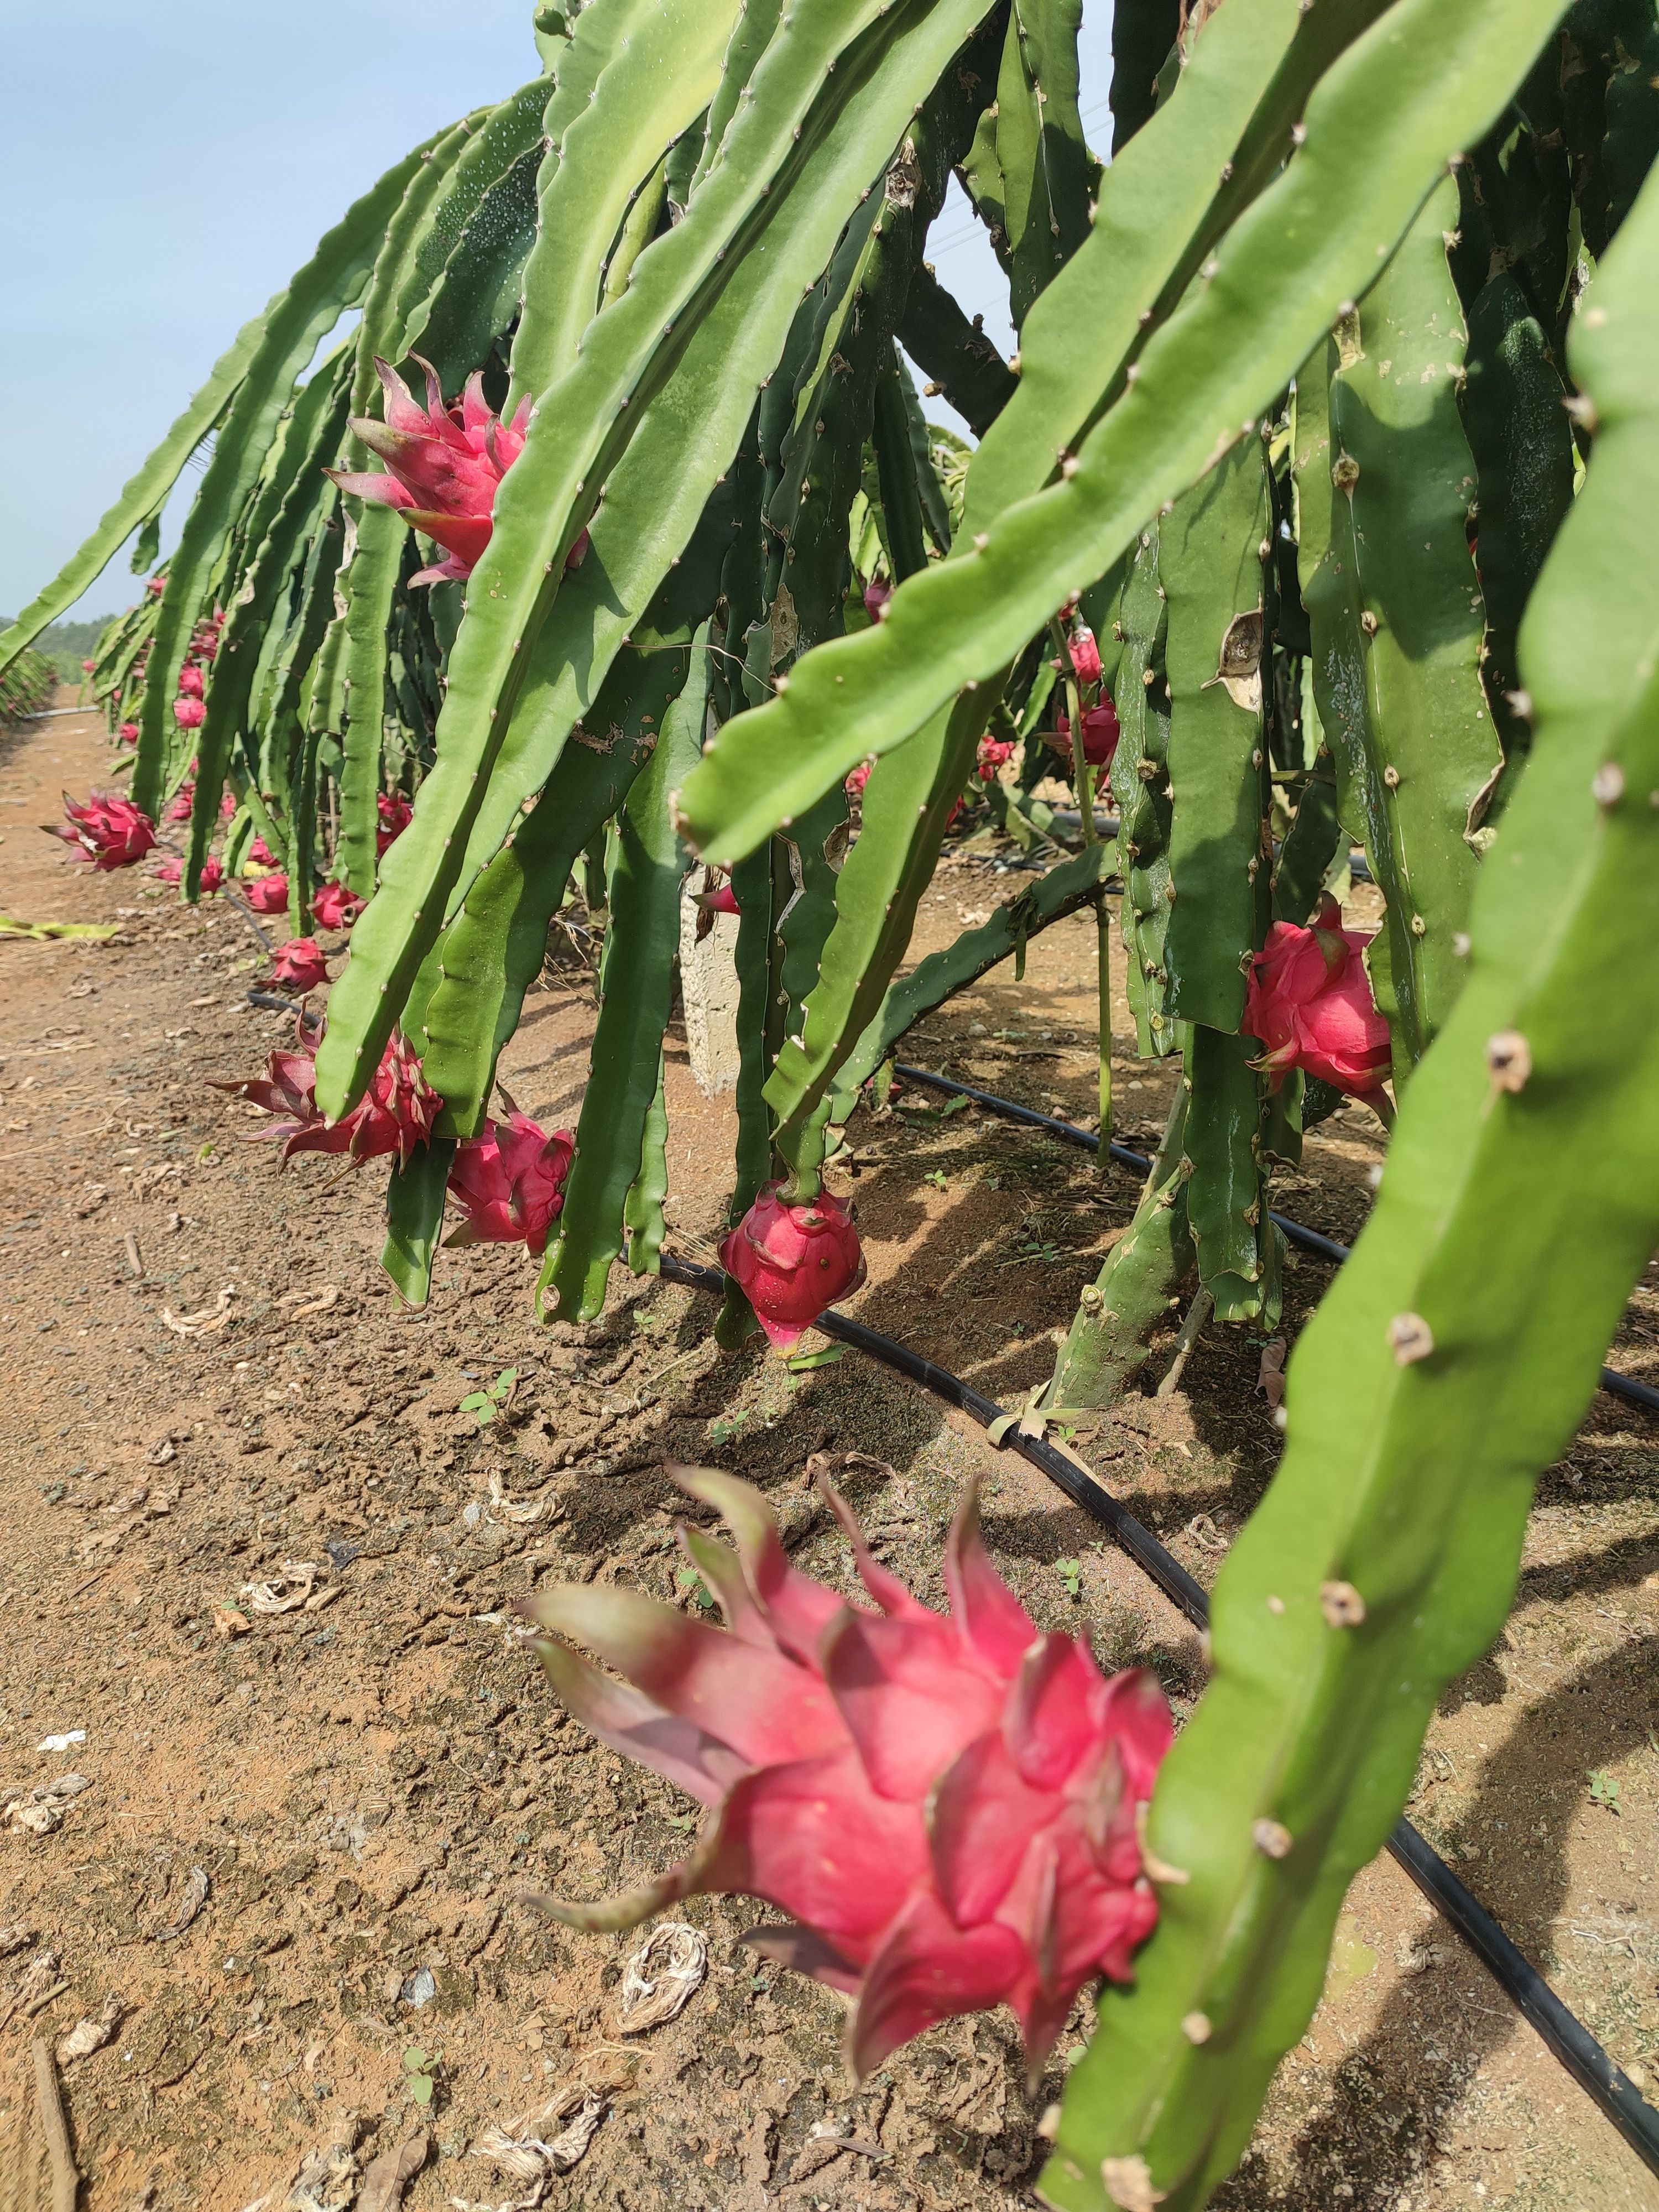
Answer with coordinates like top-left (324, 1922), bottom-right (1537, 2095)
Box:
top-left (2, 2), bottom-right (1110, 625)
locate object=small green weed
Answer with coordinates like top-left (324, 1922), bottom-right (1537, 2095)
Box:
top-left (459, 1368), bottom-right (518, 1426)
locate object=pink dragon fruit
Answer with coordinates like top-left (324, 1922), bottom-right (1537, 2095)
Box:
top-left (154, 854), bottom-right (223, 894)
top-left (165, 780), bottom-right (195, 825)
top-left (863, 577), bottom-right (893, 624)
top-left (977, 735), bottom-right (1015, 779)
top-left (1243, 894), bottom-right (1393, 1103)
top-left (268, 937), bottom-right (329, 994)
top-left (1060, 625), bottom-right (1103, 685)
top-left (173, 696), bottom-right (206, 731)
top-left (244, 872), bottom-right (290, 915)
top-left (376, 794), bottom-right (413, 855)
top-left (116, 721), bottom-right (139, 747)
top-left (447, 1112), bottom-right (575, 1256)
top-left (177, 664), bottom-right (205, 700)
top-left (49, 792), bottom-right (156, 870)
top-left (327, 357), bottom-right (536, 587)
top-left (311, 879), bottom-right (366, 931)
top-left (697, 881), bottom-right (741, 917)
top-left (720, 1183), bottom-right (866, 1352)
top-left (214, 1016), bottom-right (440, 1167)
top-left (1056, 700), bottom-right (1120, 771)
top-left (523, 1465), bottom-right (1172, 2078)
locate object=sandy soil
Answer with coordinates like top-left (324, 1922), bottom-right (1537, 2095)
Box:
top-left (0, 694), bottom-right (1652, 2212)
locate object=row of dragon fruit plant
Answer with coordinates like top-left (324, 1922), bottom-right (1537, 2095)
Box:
top-left (8, 0), bottom-right (1659, 2202)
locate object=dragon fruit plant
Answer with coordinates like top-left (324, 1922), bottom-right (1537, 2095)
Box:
top-left (12, 1), bottom-right (1659, 2201)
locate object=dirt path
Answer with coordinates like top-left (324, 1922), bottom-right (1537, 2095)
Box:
top-left (0, 696), bottom-right (1652, 2211)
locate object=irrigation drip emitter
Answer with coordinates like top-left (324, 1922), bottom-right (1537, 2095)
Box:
top-left (893, 1063), bottom-right (1659, 1416)
top-left (657, 1249), bottom-right (1659, 2175)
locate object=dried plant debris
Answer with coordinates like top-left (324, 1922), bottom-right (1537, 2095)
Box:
top-left (485, 1470), bottom-right (558, 1526)
top-left (356, 2135), bottom-right (427, 2212)
top-left (152, 1866), bottom-right (209, 1942)
top-left (0, 1950), bottom-right (65, 2031)
top-left (241, 1561), bottom-right (319, 1614)
top-left (287, 2140), bottom-right (359, 2212)
top-left (56, 1995), bottom-right (124, 2065)
top-left (456, 2081), bottom-right (609, 2211)
top-left (3, 1773), bottom-right (92, 1835)
top-left (614, 1921), bottom-right (707, 2035)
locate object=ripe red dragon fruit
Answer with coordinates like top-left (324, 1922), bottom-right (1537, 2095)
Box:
top-left (173, 696), bottom-right (206, 731)
top-left (844, 761), bottom-right (872, 799)
top-left (447, 1111), bottom-right (575, 1256)
top-left (977, 735), bottom-right (1015, 779)
top-left (244, 872), bottom-right (290, 915)
top-left (248, 836), bottom-right (278, 867)
top-left (268, 937), bottom-right (329, 994)
top-left (116, 722), bottom-right (139, 747)
top-left (177, 664), bottom-right (205, 700)
top-left (49, 792), bottom-right (156, 870)
top-left (697, 881), bottom-right (741, 917)
top-left (720, 1182), bottom-right (865, 1352)
top-left (326, 356), bottom-right (539, 587)
top-left (523, 1465), bottom-right (1172, 2078)
top-left (1243, 894), bottom-right (1393, 1103)
top-left (1056, 699), bottom-right (1120, 771)
top-left (154, 854), bottom-right (223, 894)
top-left (214, 1016), bottom-right (440, 1166)
top-left (376, 794), bottom-right (413, 855)
top-left (165, 780), bottom-right (196, 824)
top-left (312, 879), bottom-right (366, 930)
top-left (1061, 624), bottom-right (1103, 684)
top-left (863, 577), bottom-right (892, 624)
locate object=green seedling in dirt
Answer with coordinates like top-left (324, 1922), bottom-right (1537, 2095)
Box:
top-left (1589, 1768), bottom-right (1623, 1815)
top-left (1057, 1557), bottom-right (1084, 1601)
top-left (676, 1564), bottom-right (715, 1612)
top-left (459, 1368), bottom-right (518, 1426)
top-left (925, 1168), bottom-right (949, 1190)
top-left (900, 1092), bottom-right (968, 1124)
top-left (787, 1343), bottom-right (846, 1374)
top-left (403, 2047), bottom-right (441, 2106)
top-left (1005, 1238), bottom-right (1063, 1267)
top-left (708, 1411), bottom-right (749, 1446)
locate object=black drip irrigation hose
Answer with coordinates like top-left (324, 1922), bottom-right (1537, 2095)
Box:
top-left (656, 1248), bottom-right (1659, 2174)
top-left (894, 1064), bottom-right (1659, 1416)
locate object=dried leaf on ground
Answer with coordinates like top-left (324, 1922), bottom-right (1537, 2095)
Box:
top-left (356, 2135), bottom-right (427, 2212)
